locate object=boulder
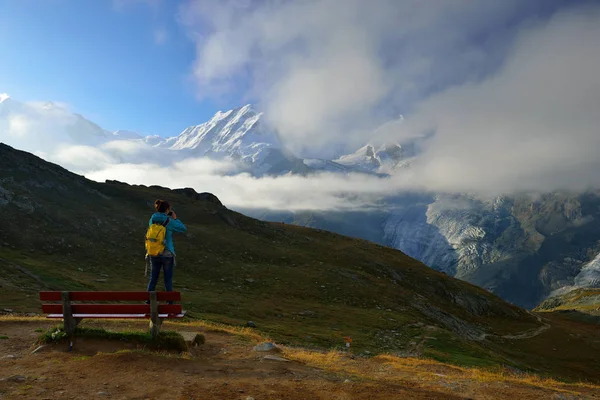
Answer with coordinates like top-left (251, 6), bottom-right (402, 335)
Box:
top-left (253, 342), bottom-right (280, 352)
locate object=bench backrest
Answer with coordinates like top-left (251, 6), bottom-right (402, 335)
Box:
top-left (40, 291), bottom-right (182, 316)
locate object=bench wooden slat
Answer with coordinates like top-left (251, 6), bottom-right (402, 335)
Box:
top-left (42, 304), bottom-right (182, 315)
top-left (46, 313), bottom-right (185, 319)
top-left (39, 292), bottom-right (63, 301)
top-left (39, 291), bottom-right (181, 302)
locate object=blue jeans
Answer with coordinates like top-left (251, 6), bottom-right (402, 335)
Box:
top-left (147, 255), bottom-right (174, 293)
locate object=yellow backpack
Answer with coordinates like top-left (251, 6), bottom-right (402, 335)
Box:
top-left (145, 218), bottom-right (170, 256)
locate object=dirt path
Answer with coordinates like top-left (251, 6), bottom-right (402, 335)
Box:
top-left (501, 312), bottom-right (551, 339)
top-left (500, 322), bottom-right (551, 340)
top-left (478, 313), bottom-right (551, 341)
top-left (0, 319), bottom-right (597, 400)
top-left (0, 257), bottom-right (48, 288)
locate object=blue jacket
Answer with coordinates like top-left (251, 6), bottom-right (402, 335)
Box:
top-left (149, 212), bottom-right (187, 255)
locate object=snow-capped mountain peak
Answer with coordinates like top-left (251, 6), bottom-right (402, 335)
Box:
top-left (335, 144), bottom-right (381, 171)
top-left (144, 104), bottom-right (307, 175)
top-left (334, 142), bottom-right (407, 173)
top-left (0, 93), bottom-right (11, 103)
top-left (112, 130), bottom-right (143, 140)
top-left (165, 104), bottom-right (280, 157)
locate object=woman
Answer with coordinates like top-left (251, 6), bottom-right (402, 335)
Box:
top-left (146, 199), bottom-right (187, 294)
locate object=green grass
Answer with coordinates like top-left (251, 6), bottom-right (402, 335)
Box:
top-left (0, 335), bottom-right (8, 339)
top-left (422, 331), bottom-right (500, 368)
top-left (38, 326), bottom-right (187, 352)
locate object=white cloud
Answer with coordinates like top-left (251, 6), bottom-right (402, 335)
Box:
top-left (180, 0), bottom-right (546, 155)
top-left (396, 5), bottom-right (600, 194)
top-left (48, 140), bottom-right (397, 212)
top-left (173, 157), bottom-right (239, 176)
top-left (102, 139), bottom-right (148, 155)
top-left (6, 114), bottom-right (31, 138)
top-left (85, 159), bottom-right (401, 211)
top-left (52, 145), bottom-right (117, 171)
top-left (0, 99), bottom-right (104, 155)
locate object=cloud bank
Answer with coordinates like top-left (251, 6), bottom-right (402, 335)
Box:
top-left (403, 6), bottom-right (600, 194)
top-left (86, 161), bottom-right (401, 211)
top-left (184, 0), bottom-right (600, 195)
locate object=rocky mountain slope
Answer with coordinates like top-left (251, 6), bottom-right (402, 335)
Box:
top-left (153, 104), bottom-right (309, 175)
top-left (334, 143), bottom-right (414, 173)
top-left (383, 192), bottom-right (600, 308)
top-left (5, 143), bottom-right (600, 381)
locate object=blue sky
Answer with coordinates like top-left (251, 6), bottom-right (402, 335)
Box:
top-left (0, 0), bottom-right (238, 136)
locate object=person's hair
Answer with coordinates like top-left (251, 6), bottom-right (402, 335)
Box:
top-left (154, 199), bottom-right (171, 213)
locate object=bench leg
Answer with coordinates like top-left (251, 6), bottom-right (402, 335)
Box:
top-left (63, 317), bottom-right (82, 336)
top-left (149, 318), bottom-right (162, 340)
top-left (149, 291), bottom-right (160, 340)
top-left (62, 292), bottom-right (79, 351)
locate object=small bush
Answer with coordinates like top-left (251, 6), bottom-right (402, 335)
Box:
top-left (38, 326), bottom-right (67, 343)
top-left (38, 326), bottom-right (187, 352)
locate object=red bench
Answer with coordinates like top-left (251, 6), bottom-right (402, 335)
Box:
top-left (39, 291), bottom-right (185, 347)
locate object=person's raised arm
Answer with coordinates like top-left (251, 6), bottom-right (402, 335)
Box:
top-left (168, 211), bottom-right (187, 233)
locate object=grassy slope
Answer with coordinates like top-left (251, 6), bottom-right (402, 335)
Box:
top-left (536, 288), bottom-right (600, 314)
top-left (2, 143), bottom-right (600, 381)
top-left (535, 288), bottom-right (600, 328)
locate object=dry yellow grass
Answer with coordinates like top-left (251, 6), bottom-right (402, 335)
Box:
top-left (281, 347), bottom-right (600, 395)
top-left (0, 315), bottom-right (49, 322)
top-left (170, 319), bottom-right (266, 343)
